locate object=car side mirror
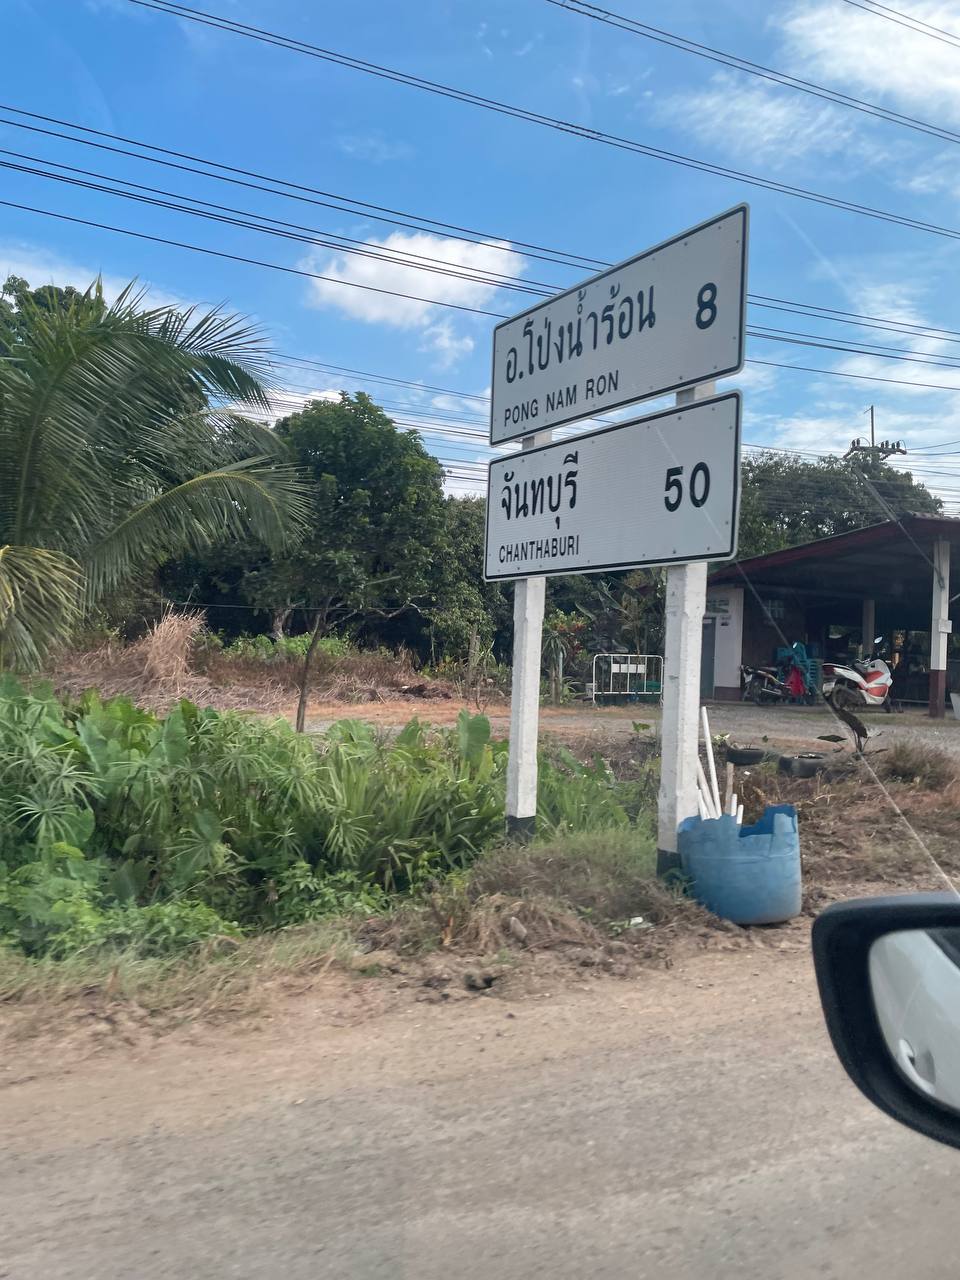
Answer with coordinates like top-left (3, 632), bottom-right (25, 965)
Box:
top-left (813, 895), bottom-right (960, 1150)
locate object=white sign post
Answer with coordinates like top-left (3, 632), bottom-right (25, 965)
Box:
top-left (656, 383), bottom-right (714, 875)
top-left (491, 205), bottom-right (747, 446)
top-left (489, 206), bottom-right (747, 843)
top-left (505, 432), bottom-right (550, 839)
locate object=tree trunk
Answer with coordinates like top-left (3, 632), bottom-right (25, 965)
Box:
top-left (466, 621), bottom-right (479, 690)
top-left (295, 611), bottom-right (326, 733)
top-left (271, 606), bottom-right (293, 642)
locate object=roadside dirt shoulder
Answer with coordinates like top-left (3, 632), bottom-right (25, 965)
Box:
top-left (1, 943), bottom-right (815, 1152)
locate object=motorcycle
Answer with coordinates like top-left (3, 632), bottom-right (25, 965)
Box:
top-left (823, 645), bottom-right (894, 713)
top-left (742, 657), bottom-right (812, 705)
top-left (742, 663), bottom-right (788, 704)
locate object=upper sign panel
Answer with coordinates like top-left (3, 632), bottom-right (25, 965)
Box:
top-left (490, 205), bottom-right (748, 445)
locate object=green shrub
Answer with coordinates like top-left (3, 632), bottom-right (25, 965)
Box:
top-left (537, 746), bottom-right (631, 835)
top-left (468, 829), bottom-right (659, 926)
top-left (0, 845), bottom-right (239, 959)
top-left (211, 633), bottom-right (349, 664)
top-left (0, 680), bottom-right (655, 959)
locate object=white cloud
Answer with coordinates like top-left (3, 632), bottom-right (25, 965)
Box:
top-left (246, 385), bottom-right (340, 426)
top-left (656, 73), bottom-right (882, 167)
top-left (302, 231), bottom-right (524, 367)
top-left (730, 363), bottom-right (778, 394)
top-left (0, 240), bottom-right (190, 311)
top-left (270, 386), bottom-right (340, 413)
top-left (431, 388), bottom-right (491, 416)
top-left (419, 320), bottom-right (474, 368)
top-left (336, 134), bottom-right (414, 164)
top-left (762, 412), bottom-right (856, 455)
top-left (781, 1), bottom-right (960, 127)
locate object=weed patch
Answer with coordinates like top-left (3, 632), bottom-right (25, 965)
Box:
top-left (878, 741), bottom-right (959, 791)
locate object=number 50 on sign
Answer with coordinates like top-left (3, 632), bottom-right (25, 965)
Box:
top-left (484, 393), bottom-right (741, 581)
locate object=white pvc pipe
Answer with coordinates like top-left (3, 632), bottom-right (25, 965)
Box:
top-left (700, 706), bottom-right (722, 816)
top-left (696, 759), bottom-right (719, 819)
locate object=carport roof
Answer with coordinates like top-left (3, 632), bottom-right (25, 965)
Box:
top-left (709, 515), bottom-right (960, 608)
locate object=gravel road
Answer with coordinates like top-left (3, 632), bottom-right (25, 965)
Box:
top-left (303, 699), bottom-right (960, 759)
top-left (3, 945), bottom-right (957, 1279)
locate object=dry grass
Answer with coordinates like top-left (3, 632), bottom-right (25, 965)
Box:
top-left (55, 617), bottom-right (460, 713)
top-left (55, 609), bottom-right (289, 713)
top-left (308, 649), bottom-right (454, 704)
top-left (739, 760), bottom-right (960, 898)
top-left (877, 741), bottom-right (960, 791)
top-left (0, 921), bottom-right (354, 1037)
top-left (361, 829), bottom-right (713, 959)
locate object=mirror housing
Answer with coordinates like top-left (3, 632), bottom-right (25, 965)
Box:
top-left (812, 894), bottom-right (960, 1150)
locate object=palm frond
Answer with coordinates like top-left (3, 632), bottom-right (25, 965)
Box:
top-left (0, 280), bottom-right (305, 664)
top-left (137, 304), bottom-right (275, 409)
top-left (85, 460), bottom-right (310, 597)
top-left (0, 546), bottom-right (84, 668)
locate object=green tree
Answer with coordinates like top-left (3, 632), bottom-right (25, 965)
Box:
top-left (0, 276), bottom-right (307, 666)
top-left (238, 392), bottom-right (447, 730)
top-left (568, 570), bottom-right (665, 662)
top-left (428, 496), bottom-right (511, 671)
top-left (738, 452), bottom-right (940, 558)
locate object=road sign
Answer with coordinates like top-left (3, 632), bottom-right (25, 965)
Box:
top-left (490, 205), bottom-right (747, 446)
top-left (484, 392), bottom-right (740, 581)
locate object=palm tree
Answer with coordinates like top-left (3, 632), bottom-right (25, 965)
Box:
top-left (0, 278), bottom-right (308, 667)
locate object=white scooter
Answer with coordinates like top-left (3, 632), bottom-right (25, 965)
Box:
top-left (823, 638), bottom-right (894, 712)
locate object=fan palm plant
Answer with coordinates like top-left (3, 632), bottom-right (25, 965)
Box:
top-left (0, 279), bottom-right (308, 667)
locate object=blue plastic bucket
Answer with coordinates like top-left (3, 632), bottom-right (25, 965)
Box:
top-left (677, 804), bottom-right (801, 926)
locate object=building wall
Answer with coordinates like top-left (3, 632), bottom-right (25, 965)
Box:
top-left (741, 591), bottom-right (810, 669)
top-left (705, 586), bottom-right (743, 699)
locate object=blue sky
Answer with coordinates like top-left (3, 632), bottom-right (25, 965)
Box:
top-left (6, 0), bottom-right (960, 507)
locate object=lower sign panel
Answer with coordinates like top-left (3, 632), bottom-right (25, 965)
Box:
top-left (484, 392), bottom-right (740, 581)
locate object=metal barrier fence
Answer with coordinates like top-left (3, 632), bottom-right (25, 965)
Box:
top-left (589, 654), bottom-right (664, 703)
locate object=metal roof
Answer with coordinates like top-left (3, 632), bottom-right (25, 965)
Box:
top-left (709, 515), bottom-right (960, 609)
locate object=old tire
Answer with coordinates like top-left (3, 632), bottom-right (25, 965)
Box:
top-left (726, 746), bottom-right (765, 766)
top-left (778, 752), bottom-right (825, 779)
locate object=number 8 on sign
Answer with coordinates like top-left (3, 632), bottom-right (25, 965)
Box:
top-left (696, 283), bottom-right (717, 330)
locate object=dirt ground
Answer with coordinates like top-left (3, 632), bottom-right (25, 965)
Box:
top-left (3, 710), bottom-right (959, 1275)
top-left (5, 942), bottom-right (960, 1279)
top-left (299, 695), bottom-right (960, 757)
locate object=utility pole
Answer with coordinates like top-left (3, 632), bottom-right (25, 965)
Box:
top-left (845, 418), bottom-right (906, 465)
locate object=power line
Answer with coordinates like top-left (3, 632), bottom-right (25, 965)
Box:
top-left (125, 0), bottom-right (960, 246)
top-left (840, 0), bottom-right (960, 48)
top-left (747, 329), bottom-right (960, 373)
top-left (0, 152), bottom-right (556, 298)
top-left (750, 357), bottom-right (960, 395)
top-left (0, 197), bottom-right (509, 319)
top-left (748, 323), bottom-right (960, 367)
top-left (749, 296), bottom-right (960, 345)
top-left (10, 181), bottom-right (960, 401)
top-left (10, 164), bottom-right (960, 382)
top-left (269, 358), bottom-right (960, 430)
top-left (550, 0), bottom-right (960, 149)
top-left (7, 105), bottom-right (960, 350)
top-left (0, 108), bottom-right (599, 273)
top-left (271, 356), bottom-right (490, 403)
